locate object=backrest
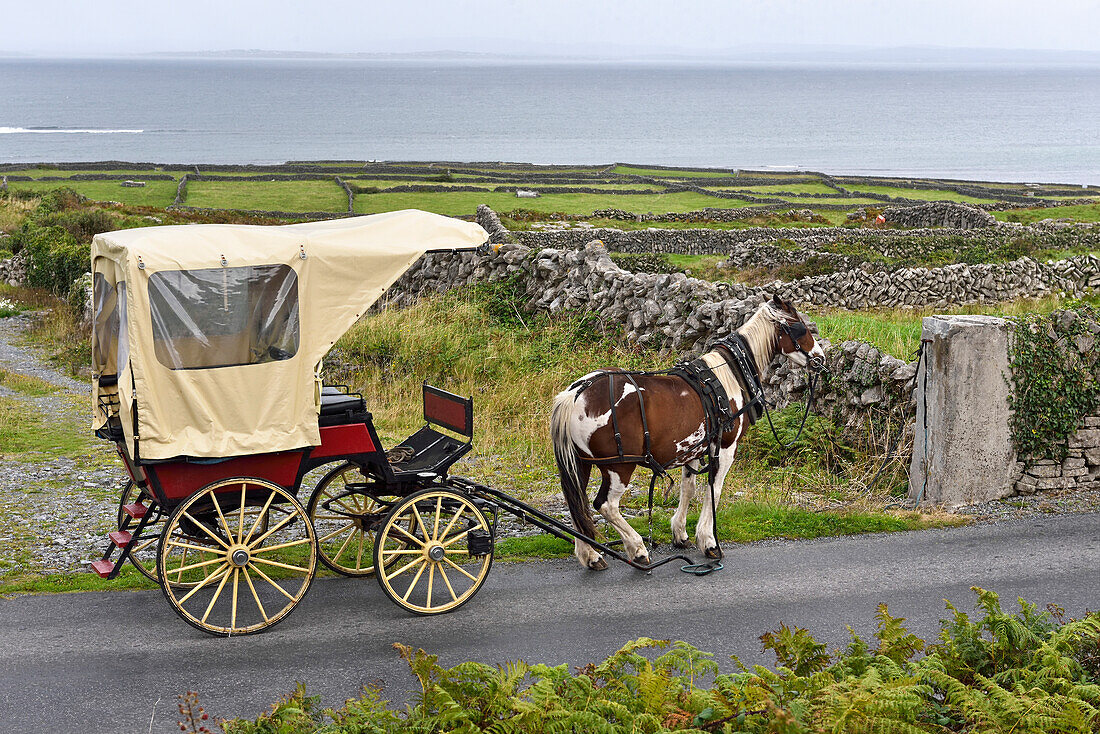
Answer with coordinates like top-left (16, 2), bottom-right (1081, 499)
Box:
top-left (423, 383), bottom-right (473, 438)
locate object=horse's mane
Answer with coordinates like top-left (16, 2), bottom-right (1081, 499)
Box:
top-left (736, 301), bottom-right (786, 365)
top-left (696, 302), bottom-right (785, 408)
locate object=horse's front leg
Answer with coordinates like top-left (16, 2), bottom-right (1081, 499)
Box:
top-left (671, 460), bottom-right (701, 548)
top-left (695, 443), bottom-right (737, 559)
top-left (594, 465), bottom-right (650, 565)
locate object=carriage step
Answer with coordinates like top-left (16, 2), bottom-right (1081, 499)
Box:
top-left (121, 502), bottom-right (148, 519)
top-left (108, 530), bottom-right (132, 548)
top-left (90, 559), bottom-right (115, 578)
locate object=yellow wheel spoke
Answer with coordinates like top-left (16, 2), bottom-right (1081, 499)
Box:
top-left (132, 538), bottom-right (157, 553)
top-left (314, 514), bottom-right (350, 522)
top-left (243, 568), bottom-right (268, 621)
top-left (250, 563), bottom-right (295, 601)
top-left (199, 567), bottom-right (232, 623)
top-left (176, 546), bottom-right (189, 584)
top-left (211, 492), bottom-right (234, 544)
top-left (182, 512), bottom-right (230, 549)
top-left (444, 548), bottom-right (469, 555)
top-left (230, 568), bottom-right (240, 631)
top-left (387, 523), bottom-right (423, 546)
top-left (237, 483), bottom-right (247, 543)
top-left (441, 528), bottom-right (470, 548)
top-left (402, 561), bottom-right (427, 602)
top-left (176, 564), bottom-right (229, 605)
top-left (381, 548), bottom-right (423, 556)
top-left (439, 564), bottom-right (458, 602)
top-left (331, 526), bottom-right (358, 563)
top-left (168, 556), bottom-right (227, 575)
top-left (442, 556), bottom-right (478, 582)
top-left (248, 508), bottom-right (299, 548)
top-left (355, 531), bottom-right (365, 571)
top-left (385, 556), bottom-right (424, 581)
top-left (431, 496), bottom-right (442, 541)
top-left (426, 562), bottom-right (435, 609)
top-left (251, 537), bottom-right (314, 554)
top-left (437, 506), bottom-right (466, 545)
top-left (244, 490), bottom-right (276, 545)
top-left (167, 540), bottom-right (219, 554)
top-left (250, 557), bottom-right (311, 573)
top-left (318, 523), bottom-right (356, 543)
top-left (412, 505), bottom-right (430, 541)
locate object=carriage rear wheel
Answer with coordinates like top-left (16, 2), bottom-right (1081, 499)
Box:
top-left (373, 488), bottom-right (493, 615)
top-left (307, 463), bottom-right (383, 577)
top-left (157, 478), bottom-right (317, 636)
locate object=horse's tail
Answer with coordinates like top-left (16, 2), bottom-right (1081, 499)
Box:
top-left (551, 386), bottom-right (597, 539)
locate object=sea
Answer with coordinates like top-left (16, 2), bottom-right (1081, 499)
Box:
top-left (1, 58), bottom-right (1099, 184)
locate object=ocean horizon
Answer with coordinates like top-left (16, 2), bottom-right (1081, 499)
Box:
top-left (2, 58), bottom-right (1099, 184)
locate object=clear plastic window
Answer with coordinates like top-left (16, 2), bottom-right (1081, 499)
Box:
top-left (92, 272), bottom-right (119, 374)
top-left (148, 264), bottom-right (300, 370)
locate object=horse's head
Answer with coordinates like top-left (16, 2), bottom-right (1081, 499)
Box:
top-left (770, 294), bottom-right (826, 371)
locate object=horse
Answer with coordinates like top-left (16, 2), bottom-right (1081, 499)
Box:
top-left (549, 295), bottom-right (825, 570)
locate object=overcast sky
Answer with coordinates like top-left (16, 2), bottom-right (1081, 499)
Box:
top-left (3, 0), bottom-right (1098, 57)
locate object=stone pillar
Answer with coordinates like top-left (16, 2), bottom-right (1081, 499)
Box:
top-left (908, 315), bottom-right (1016, 506)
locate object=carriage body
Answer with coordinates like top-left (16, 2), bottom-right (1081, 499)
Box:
top-left (89, 211), bottom-right (494, 635)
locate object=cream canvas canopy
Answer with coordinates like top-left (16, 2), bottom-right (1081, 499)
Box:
top-left (91, 210), bottom-right (488, 460)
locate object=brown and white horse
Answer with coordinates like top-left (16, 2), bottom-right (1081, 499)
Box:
top-left (550, 296), bottom-right (824, 570)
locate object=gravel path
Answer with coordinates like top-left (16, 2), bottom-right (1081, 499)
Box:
top-left (0, 313), bottom-right (127, 577)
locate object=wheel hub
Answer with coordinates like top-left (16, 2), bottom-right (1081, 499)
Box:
top-left (228, 544), bottom-right (251, 567)
top-left (426, 544), bottom-right (446, 562)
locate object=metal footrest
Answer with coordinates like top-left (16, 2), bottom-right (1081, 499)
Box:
top-left (90, 559), bottom-right (115, 578)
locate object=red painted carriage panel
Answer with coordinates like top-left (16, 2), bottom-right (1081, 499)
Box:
top-left (150, 451), bottom-right (304, 500)
top-left (311, 423), bottom-right (376, 460)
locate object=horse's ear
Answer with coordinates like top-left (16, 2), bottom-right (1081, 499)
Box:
top-left (771, 293), bottom-right (783, 307)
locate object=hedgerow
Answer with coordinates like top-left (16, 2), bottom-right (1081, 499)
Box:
top-left (214, 588), bottom-right (1100, 733)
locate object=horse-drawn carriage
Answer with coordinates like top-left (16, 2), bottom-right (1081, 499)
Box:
top-left (89, 209), bottom-right (823, 637)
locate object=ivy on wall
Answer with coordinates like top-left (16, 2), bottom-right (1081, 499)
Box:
top-left (1007, 309), bottom-right (1100, 460)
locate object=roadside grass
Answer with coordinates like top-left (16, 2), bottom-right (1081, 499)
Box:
top-left (352, 190), bottom-right (754, 216)
top-left (841, 184), bottom-right (997, 204)
top-left (810, 293), bottom-right (1100, 359)
top-left (0, 566), bottom-right (158, 596)
top-left (185, 180), bottom-right (348, 212)
top-left (0, 395), bottom-right (95, 459)
top-left (994, 203), bottom-right (1100, 224)
top-left (5, 179), bottom-right (178, 207)
top-left (0, 368), bottom-right (60, 396)
top-left (495, 504), bottom-right (964, 561)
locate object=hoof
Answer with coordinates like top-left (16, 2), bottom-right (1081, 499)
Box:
top-left (632, 554), bottom-right (651, 566)
top-left (704, 546), bottom-right (721, 560)
top-left (588, 557), bottom-right (609, 571)
top-left (671, 538), bottom-right (691, 549)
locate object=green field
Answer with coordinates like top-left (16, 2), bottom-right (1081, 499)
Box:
top-left (993, 203), bottom-right (1100, 224)
top-left (352, 189), bottom-right (752, 216)
top-left (185, 180), bottom-right (348, 212)
top-left (5, 179), bottom-right (178, 207)
top-left (841, 184), bottom-right (997, 204)
top-left (711, 182), bottom-right (838, 195)
top-left (611, 164), bottom-right (738, 179)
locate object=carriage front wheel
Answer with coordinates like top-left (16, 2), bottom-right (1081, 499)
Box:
top-left (373, 488), bottom-right (493, 615)
top-left (157, 478), bottom-right (317, 636)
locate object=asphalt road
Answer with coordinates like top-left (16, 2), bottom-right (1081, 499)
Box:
top-left (3, 512), bottom-right (1100, 733)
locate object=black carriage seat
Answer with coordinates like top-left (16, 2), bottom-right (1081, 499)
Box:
top-left (319, 385), bottom-right (368, 427)
top-left (388, 384), bottom-right (473, 480)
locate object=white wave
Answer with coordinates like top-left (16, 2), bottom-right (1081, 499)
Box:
top-left (0, 127), bottom-right (143, 134)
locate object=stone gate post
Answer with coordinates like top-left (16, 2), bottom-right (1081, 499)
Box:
top-left (908, 315), bottom-right (1016, 506)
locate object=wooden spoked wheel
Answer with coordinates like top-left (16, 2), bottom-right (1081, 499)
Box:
top-left (157, 478), bottom-right (317, 636)
top-left (116, 480), bottom-right (165, 584)
top-left (307, 463), bottom-right (383, 577)
top-left (373, 488), bottom-right (493, 615)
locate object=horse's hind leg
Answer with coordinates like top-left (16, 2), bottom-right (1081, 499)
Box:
top-left (568, 463), bottom-right (606, 570)
top-left (594, 465), bottom-right (650, 566)
top-left (671, 461), bottom-right (701, 548)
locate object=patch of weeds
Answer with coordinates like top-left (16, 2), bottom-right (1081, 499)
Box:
top-left (0, 369), bottom-right (60, 396)
top-left (0, 395), bottom-right (95, 460)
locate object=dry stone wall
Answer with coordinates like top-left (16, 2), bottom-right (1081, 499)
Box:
top-left (882, 202), bottom-right (997, 229)
top-left (1011, 420), bottom-right (1100, 496)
